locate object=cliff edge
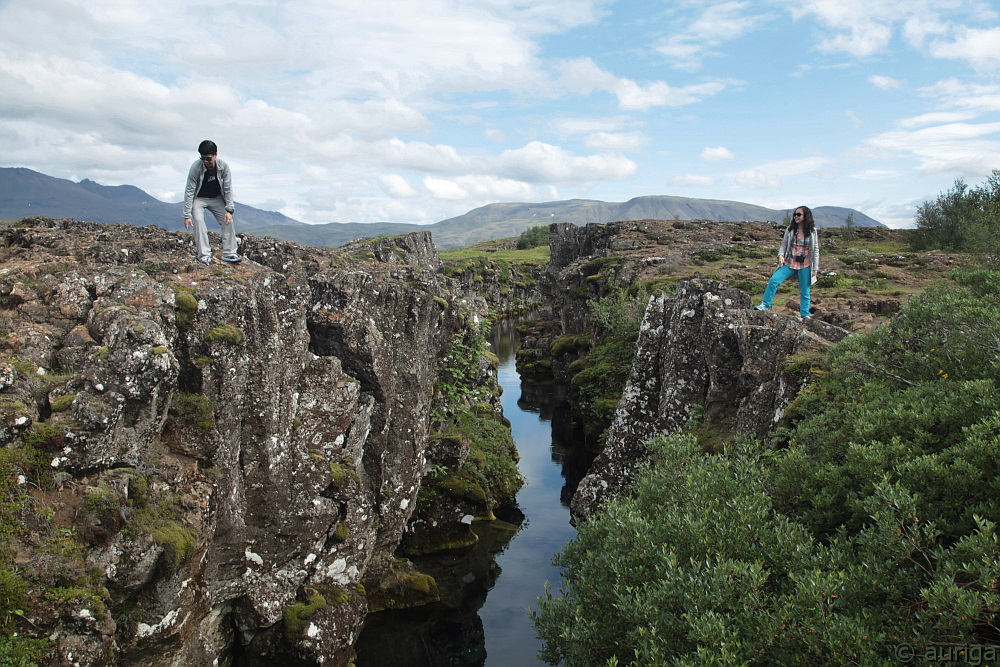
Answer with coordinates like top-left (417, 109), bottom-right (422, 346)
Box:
top-left (0, 218), bottom-right (483, 666)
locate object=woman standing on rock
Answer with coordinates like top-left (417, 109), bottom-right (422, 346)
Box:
top-left (754, 205), bottom-right (819, 319)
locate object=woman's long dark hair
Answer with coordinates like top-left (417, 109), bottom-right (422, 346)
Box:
top-left (790, 206), bottom-right (815, 236)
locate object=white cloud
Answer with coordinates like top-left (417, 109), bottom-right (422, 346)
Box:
top-left (930, 27), bottom-right (1000, 72)
top-left (735, 168), bottom-right (783, 189)
top-left (699, 146), bottom-right (735, 161)
top-left (484, 128), bottom-right (506, 142)
top-left (379, 174), bottom-right (418, 198)
top-left (553, 116), bottom-right (632, 135)
top-left (656, 2), bottom-right (771, 70)
top-left (584, 132), bottom-right (644, 151)
top-left (849, 169), bottom-right (900, 180)
top-left (866, 122), bottom-right (1000, 175)
top-left (869, 74), bottom-right (903, 90)
top-left (373, 137), bottom-right (637, 185)
top-left (918, 79), bottom-right (1000, 113)
top-left (424, 176), bottom-right (470, 200)
top-left (557, 57), bottom-right (735, 111)
top-left (734, 157), bottom-right (828, 189)
top-left (671, 174), bottom-right (717, 187)
top-left (897, 111), bottom-right (978, 129)
top-left (495, 141), bottom-right (637, 183)
top-left (377, 139), bottom-right (468, 174)
top-left (424, 175), bottom-right (539, 202)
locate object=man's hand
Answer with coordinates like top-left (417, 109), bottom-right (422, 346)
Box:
top-left (184, 217), bottom-right (192, 230)
top-left (224, 212), bottom-right (233, 225)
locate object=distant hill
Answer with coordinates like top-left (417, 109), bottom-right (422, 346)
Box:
top-left (0, 167), bottom-right (305, 232)
top-left (0, 168), bottom-right (884, 248)
top-left (424, 197), bottom-right (883, 247)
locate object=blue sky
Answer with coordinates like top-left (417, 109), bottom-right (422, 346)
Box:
top-left (1, 1), bottom-right (998, 228)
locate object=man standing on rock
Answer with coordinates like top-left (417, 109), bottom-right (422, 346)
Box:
top-left (183, 140), bottom-right (241, 266)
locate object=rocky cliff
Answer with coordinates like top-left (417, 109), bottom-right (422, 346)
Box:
top-left (0, 219), bottom-right (498, 666)
top-left (569, 279), bottom-right (850, 519)
top-left (520, 221), bottom-right (857, 520)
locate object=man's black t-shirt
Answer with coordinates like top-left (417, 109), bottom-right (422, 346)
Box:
top-left (197, 166), bottom-right (222, 199)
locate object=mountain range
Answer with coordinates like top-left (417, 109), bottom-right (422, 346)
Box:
top-left (0, 167), bottom-right (885, 248)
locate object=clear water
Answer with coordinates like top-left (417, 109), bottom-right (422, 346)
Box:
top-left (354, 319), bottom-right (590, 666)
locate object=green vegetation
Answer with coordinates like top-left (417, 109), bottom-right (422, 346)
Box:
top-left (283, 593), bottom-right (327, 641)
top-left (439, 243), bottom-right (550, 266)
top-left (172, 285), bottom-right (199, 330)
top-left (420, 322), bottom-right (524, 521)
top-left (533, 269), bottom-right (1000, 665)
top-left (367, 560), bottom-right (440, 612)
top-left (516, 225), bottom-right (551, 250)
top-left (912, 169), bottom-right (1000, 258)
top-left (563, 287), bottom-right (650, 446)
top-left (204, 324), bottom-right (244, 345)
top-left (169, 392), bottom-right (217, 430)
top-left (48, 393), bottom-right (76, 413)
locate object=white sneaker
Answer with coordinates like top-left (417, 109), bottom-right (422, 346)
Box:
top-left (754, 304), bottom-right (769, 311)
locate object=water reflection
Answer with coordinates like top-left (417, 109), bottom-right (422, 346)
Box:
top-left (354, 319), bottom-right (593, 666)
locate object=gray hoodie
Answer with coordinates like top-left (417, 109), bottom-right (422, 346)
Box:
top-left (183, 158), bottom-right (235, 219)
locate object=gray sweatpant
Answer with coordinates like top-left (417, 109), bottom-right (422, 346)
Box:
top-left (192, 197), bottom-right (237, 260)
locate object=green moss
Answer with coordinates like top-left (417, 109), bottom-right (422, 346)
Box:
top-left (332, 521), bottom-right (349, 542)
top-left (550, 333), bottom-right (592, 358)
top-left (433, 296), bottom-right (449, 309)
top-left (365, 561), bottom-right (441, 611)
top-left (49, 393), bottom-right (77, 413)
top-left (83, 485), bottom-right (120, 516)
top-left (194, 355), bottom-right (212, 367)
top-left (204, 324), bottom-right (244, 345)
top-left (283, 594), bottom-right (327, 641)
top-left (151, 346), bottom-right (169, 356)
top-left (430, 471), bottom-right (488, 505)
top-left (583, 256), bottom-right (619, 276)
top-left (0, 398), bottom-right (28, 415)
top-left (45, 585), bottom-right (109, 618)
top-left (329, 462), bottom-right (361, 488)
top-left (96, 346), bottom-right (110, 361)
top-left (170, 392), bottom-right (217, 430)
top-left (147, 521), bottom-right (197, 572)
top-left (172, 287), bottom-right (199, 330)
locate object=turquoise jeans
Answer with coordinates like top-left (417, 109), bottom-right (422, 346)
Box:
top-left (761, 265), bottom-right (812, 317)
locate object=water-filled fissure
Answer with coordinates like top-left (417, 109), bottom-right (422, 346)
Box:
top-left (354, 318), bottom-right (592, 666)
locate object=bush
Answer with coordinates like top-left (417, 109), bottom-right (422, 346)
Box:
top-left (533, 433), bottom-right (1000, 666)
top-left (912, 170), bottom-right (1000, 257)
top-left (517, 225), bottom-right (550, 250)
top-left (533, 270), bottom-right (1000, 665)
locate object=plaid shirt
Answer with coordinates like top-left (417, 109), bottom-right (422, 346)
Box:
top-left (786, 230), bottom-right (811, 270)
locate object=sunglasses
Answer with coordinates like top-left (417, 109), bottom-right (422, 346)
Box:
top-left (200, 155), bottom-right (216, 161)
top-left (793, 212), bottom-right (804, 217)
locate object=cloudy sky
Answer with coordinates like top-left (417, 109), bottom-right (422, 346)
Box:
top-left (2, 0), bottom-right (999, 228)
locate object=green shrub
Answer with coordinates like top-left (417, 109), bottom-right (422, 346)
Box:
top-left (516, 225), bottom-right (550, 250)
top-left (534, 270), bottom-right (1000, 665)
top-left (533, 433), bottom-right (1000, 666)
